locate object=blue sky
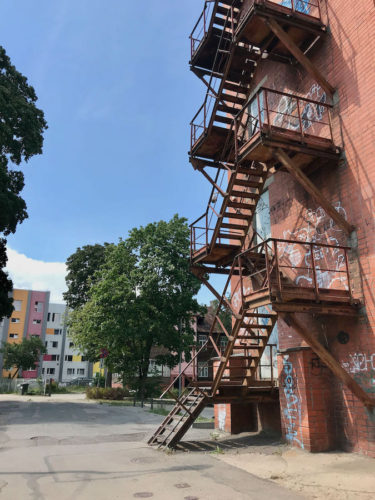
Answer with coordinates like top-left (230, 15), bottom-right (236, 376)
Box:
top-left (1, 0), bottom-right (218, 304)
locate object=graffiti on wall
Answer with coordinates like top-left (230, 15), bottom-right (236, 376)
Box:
top-left (281, 355), bottom-right (304, 448)
top-left (342, 352), bottom-right (375, 394)
top-left (217, 404), bottom-right (227, 431)
top-left (273, 84), bottom-right (326, 133)
top-left (277, 202), bottom-right (349, 290)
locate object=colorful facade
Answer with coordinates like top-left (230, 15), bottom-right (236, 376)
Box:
top-left (0, 291), bottom-right (91, 382)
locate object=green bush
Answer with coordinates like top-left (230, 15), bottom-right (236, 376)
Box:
top-left (86, 387), bottom-right (129, 400)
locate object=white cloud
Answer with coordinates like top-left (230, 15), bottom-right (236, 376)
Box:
top-left (5, 247), bottom-right (67, 304)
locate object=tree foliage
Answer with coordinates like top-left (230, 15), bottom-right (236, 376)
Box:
top-left (0, 46), bottom-right (47, 318)
top-left (69, 215), bottom-right (202, 397)
top-left (64, 243), bottom-right (111, 310)
top-left (0, 336), bottom-right (47, 378)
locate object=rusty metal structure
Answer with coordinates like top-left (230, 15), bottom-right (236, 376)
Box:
top-left (148, 0), bottom-right (374, 449)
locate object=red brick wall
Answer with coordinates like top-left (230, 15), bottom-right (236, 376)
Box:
top-left (226, 0), bottom-right (375, 456)
top-left (263, 0), bottom-right (375, 456)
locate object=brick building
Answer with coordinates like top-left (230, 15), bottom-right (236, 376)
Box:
top-left (149, 0), bottom-right (375, 454)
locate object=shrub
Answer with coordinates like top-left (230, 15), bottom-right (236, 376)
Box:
top-left (86, 387), bottom-right (129, 400)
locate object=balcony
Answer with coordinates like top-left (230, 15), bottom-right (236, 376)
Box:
top-left (230, 238), bottom-right (360, 315)
top-left (235, 88), bottom-right (340, 170)
top-left (190, 1), bottom-right (241, 74)
top-left (236, 0), bottom-right (326, 61)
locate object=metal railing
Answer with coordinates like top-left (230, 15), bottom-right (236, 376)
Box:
top-left (234, 87), bottom-right (334, 157)
top-left (189, 1), bottom-right (215, 59)
top-left (233, 238), bottom-right (353, 307)
top-left (237, 0), bottom-right (322, 30)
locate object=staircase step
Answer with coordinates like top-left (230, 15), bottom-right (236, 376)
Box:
top-left (241, 322), bottom-right (273, 329)
top-left (214, 114), bottom-right (233, 124)
top-left (218, 232), bottom-right (243, 240)
top-left (222, 81), bottom-right (248, 95)
top-left (243, 312), bottom-right (277, 318)
top-left (214, 16), bottom-right (237, 28)
top-left (217, 103), bottom-right (240, 115)
top-left (221, 92), bottom-right (246, 104)
top-left (223, 212), bottom-right (250, 220)
top-left (232, 345), bottom-right (262, 349)
top-left (227, 200), bottom-right (255, 210)
top-left (233, 178), bottom-right (263, 188)
top-left (220, 222), bottom-right (246, 230)
top-left (237, 335), bottom-right (268, 340)
top-left (237, 166), bottom-right (267, 177)
top-left (231, 190), bottom-right (260, 199)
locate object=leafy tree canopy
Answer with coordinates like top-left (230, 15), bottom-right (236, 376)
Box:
top-left (69, 215), bottom-right (202, 397)
top-left (64, 243), bottom-right (111, 310)
top-left (0, 46), bottom-right (47, 318)
top-left (0, 336), bottom-right (46, 378)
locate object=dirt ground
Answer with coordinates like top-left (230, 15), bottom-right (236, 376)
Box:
top-left (208, 433), bottom-right (375, 500)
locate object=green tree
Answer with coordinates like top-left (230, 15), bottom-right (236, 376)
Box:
top-left (63, 243), bottom-right (111, 310)
top-left (0, 46), bottom-right (47, 318)
top-left (69, 215), bottom-right (202, 398)
top-left (0, 336), bottom-right (47, 379)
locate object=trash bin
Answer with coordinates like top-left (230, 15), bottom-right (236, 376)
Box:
top-left (21, 383), bottom-right (29, 395)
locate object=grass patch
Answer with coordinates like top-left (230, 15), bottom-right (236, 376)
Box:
top-left (98, 400), bottom-right (135, 406)
top-left (195, 416), bottom-right (213, 423)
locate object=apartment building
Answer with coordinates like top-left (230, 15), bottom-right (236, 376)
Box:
top-left (0, 291), bottom-right (90, 382)
top-left (0, 289), bottom-right (50, 378)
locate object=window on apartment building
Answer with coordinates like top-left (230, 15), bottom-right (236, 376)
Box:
top-left (13, 300), bottom-right (22, 312)
top-left (46, 368), bottom-right (55, 375)
top-left (9, 333), bottom-right (18, 339)
top-left (52, 341), bottom-right (58, 348)
top-left (11, 318), bottom-right (20, 323)
top-left (198, 362), bottom-right (209, 378)
top-left (54, 329), bottom-right (62, 335)
top-left (31, 334), bottom-right (39, 338)
top-left (198, 334), bottom-right (207, 348)
top-left (220, 336), bottom-right (228, 350)
top-left (69, 342), bottom-right (74, 348)
top-left (47, 313), bottom-right (50, 321)
top-left (81, 356), bottom-right (87, 362)
top-left (34, 302), bottom-right (43, 313)
top-left (45, 341), bottom-right (48, 348)
top-left (33, 319), bottom-right (42, 325)
top-left (67, 368), bottom-right (75, 375)
top-left (51, 355), bottom-right (60, 361)
top-left (65, 355), bottom-right (73, 362)
top-left (77, 369), bottom-right (85, 375)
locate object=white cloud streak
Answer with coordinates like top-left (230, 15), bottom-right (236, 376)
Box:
top-left (6, 247), bottom-right (67, 304)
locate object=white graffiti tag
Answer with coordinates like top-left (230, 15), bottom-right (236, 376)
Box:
top-left (282, 355), bottom-right (304, 448)
top-left (278, 202), bottom-right (349, 290)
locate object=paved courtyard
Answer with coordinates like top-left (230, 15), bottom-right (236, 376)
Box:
top-left (0, 394), bottom-right (300, 500)
top-left (0, 394), bottom-right (374, 500)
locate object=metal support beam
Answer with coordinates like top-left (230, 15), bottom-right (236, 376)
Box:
top-left (196, 166), bottom-right (228, 197)
top-left (192, 270), bottom-right (241, 320)
top-left (264, 18), bottom-right (335, 97)
top-left (280, 312), bottom-right (375, 408)
top-left (274, 148), bottom-right (354, 235)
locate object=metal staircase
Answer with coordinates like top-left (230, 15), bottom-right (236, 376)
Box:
top-left (148, 388), bottom-right (207, 449)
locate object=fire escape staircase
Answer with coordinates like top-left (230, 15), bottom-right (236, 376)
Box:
top-left (190, 159), bottom-right (270, 266)
top-left (148, 0), bottom-right (375, 452)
